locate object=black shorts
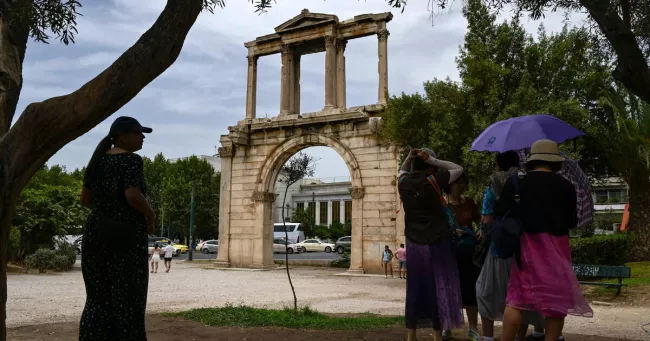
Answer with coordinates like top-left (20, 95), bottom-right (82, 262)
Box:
top-left (164, 257), bottom-right (172, 262)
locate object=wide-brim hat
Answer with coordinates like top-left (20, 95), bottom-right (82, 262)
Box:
top-left (526, 139), bottom-right (565, 163)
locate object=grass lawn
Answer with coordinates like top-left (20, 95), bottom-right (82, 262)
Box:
top-left (164, 305), bottom-right (404, 330)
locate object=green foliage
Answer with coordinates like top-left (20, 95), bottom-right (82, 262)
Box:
top-left (329, 221), bottom-right (351, 241)
top-left (24, 243), bottom-right (76, 273)
top-left (150, 155), bottom-right (220, 240)
top-left (8, 226), bottom-right (20, 261)
top-left (291, 208), bottom-right (315, 238)
top-left (570, 234), bottom-right (631, 266)
top-left (312, 225), bottom-right (330, 240)
top-left (380, 0), bottom-right (611, 200)
top-left (14, 165), bottom-right (87, 259)
top-left (25, 248), bottom-right (56, 273)
top-left (170, 304), bottom-right (404, 330)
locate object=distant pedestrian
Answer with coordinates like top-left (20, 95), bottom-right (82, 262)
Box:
top-left (382, 245), bottom-right (394, 278)
top-left (395, 244), bottom-right (407, 279)
top-left (149, 244), bottom-right (160, 273)
top-left (164, 243), bottom-right (174, 273)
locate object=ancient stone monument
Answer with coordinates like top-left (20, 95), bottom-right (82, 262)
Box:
top-left (215, 10), bottom-right (403, 273)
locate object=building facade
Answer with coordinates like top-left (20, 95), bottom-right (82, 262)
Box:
top-left (274, 177), bottom-right (353, 226)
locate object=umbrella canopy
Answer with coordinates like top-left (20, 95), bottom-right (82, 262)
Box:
top-left (471, 114), bottom-right (585, 153)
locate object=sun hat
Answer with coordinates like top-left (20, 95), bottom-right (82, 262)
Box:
top-left (526, 139), bottom-right (565, 163)
top-left (109, 116), bottom-right (152, 137)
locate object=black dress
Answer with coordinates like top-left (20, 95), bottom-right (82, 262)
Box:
top-left (79, 153), bottom-right (149, 341)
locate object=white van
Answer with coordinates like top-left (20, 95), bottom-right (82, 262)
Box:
top-left (273, 223), bottom-right (305, 244)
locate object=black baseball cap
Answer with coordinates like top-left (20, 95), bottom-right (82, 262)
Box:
top-left (109, 116), bottom-right (152, 137)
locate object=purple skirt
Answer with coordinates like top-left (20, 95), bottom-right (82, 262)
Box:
top-left (405, 238), bottom-right (464, 330)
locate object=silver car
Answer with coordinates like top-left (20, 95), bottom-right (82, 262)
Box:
top-left (201, 240), bottom-right (219, 254)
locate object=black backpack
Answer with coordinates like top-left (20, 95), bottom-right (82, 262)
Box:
top-left (491, 173), bottom-right (524, 267)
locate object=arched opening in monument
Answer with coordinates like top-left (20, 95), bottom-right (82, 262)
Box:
top-left (272, 146), bottom-right (354, 263)
top-left (343, 36), bottom-right (380, 107)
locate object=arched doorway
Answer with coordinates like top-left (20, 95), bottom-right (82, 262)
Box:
top-left (215, 109), bottom-right (403, 273)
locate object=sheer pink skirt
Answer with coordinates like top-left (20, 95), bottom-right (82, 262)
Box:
top-left (506, 233), bottom-right (593, 319)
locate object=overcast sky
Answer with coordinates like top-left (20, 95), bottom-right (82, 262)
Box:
top-left (17, 0), bottom-right (583, 179)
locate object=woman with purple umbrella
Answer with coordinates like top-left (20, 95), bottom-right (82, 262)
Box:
top-left (495, 140), bottom-right (593, 341)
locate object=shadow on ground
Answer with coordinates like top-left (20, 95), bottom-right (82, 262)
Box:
top-left (7, 315), bottom-right (637, 341)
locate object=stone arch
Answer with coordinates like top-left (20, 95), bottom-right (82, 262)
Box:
top-left (257, 133), bottom-right (362, 193)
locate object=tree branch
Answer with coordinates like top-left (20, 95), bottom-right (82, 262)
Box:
top-left (0, 0), bottom-right (204, 193)
top-left (580, 0), bottom-right (650, 104)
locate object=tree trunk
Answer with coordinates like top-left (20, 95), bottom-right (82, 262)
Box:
top-left (626, 177), bottom-right (650, 262)
top-left (0, 0), bottom-right (207, 338)
top-left (580, 0), bottom-right (650, 105)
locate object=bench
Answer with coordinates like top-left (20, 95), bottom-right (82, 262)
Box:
top-left (572, 264), bottom-right (631, 296)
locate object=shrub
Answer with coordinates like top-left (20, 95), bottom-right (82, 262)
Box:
top-left (312, 225), bottom-right (330, 240)
top-left (570, 234), bottom-right (630, 265)
top-left (25, 248), bottom-right (56, 273)
top-left (52, 255), bottom-right (74, 272)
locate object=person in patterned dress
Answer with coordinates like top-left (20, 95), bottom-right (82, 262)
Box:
top-left (79, 116), bottom-right (156, 341)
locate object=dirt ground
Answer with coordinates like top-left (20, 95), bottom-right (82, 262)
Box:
top-left (7, 315), bottom-right (641, 341)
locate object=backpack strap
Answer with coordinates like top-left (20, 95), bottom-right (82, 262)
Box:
top-left (426, 175), bottom-right (448, 205)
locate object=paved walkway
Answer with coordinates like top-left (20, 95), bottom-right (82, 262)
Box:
top-left (7, 262), bottom-right (650, 340)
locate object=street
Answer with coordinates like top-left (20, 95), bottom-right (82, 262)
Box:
top-left (76, 251), bottom-right (344, 261)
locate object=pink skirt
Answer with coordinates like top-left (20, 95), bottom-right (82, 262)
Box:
top-left (506, 233), bottom-right (593, 319)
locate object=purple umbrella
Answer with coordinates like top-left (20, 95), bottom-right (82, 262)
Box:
top-left (471, 114), bottom-right (585, 153)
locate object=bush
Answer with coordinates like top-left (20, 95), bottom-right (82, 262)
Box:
top-left (25, 242), bottom-right (77, 273)
top-left (312, 225), bottom-right (330, 240)
top-left (570, 234), bottom-right (630, 265)
top-left (25, 248), bottom-right (56, 273)
top-left (52, 255), bottom-right (74, 271)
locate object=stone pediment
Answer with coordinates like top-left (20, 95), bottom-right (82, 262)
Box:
top-left (274, 9), bottom-right (338, 33)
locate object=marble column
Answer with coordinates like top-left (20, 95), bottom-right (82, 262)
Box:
top-left (245, 55), bottom-right (258, 120)
top-left (324, 35), bottom-right (337, 109)
top-left (377, 29), bottom-right (390, 104)
top-left (215, 145), bottom-right (234, 268)
top-left (280, 44), bottom-right (294, 115)
top-left (348, 186), bottom-right (365, 274)
top-left (293, 54), bottom-right (301, 115)
top-left (336, 39), bottom-right (347, 109)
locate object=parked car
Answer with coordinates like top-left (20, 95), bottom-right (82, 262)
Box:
top-left (334, 236), bottom-right (351, 254)
top-left (201, 240), bottom-right (219, 254)
top-left (74, 236), bottom-right (83, 255)
top-left (273, 238), bottom-right (299, 254)
top-left (147, 237), bottom-right (188, 257)
top-left (295, 239), bottom-right (335, 253)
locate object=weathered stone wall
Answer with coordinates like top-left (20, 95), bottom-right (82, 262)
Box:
top-left (216, 108), bottom-right (401, 273)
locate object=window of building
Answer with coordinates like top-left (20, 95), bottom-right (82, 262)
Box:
top-left (344, 200), bottom-right (352, 222)
top-left (296, 202), bottom-right (304, 211)
top-left (595, 189), bottom-right (628, 204)
top-left (332, 201), bottom-right (340, 224)
top-left (319, 202), bottom-right (328, 225)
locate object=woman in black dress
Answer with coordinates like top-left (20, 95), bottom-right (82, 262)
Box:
top-left (79, 116), bottom-right (156, 341)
